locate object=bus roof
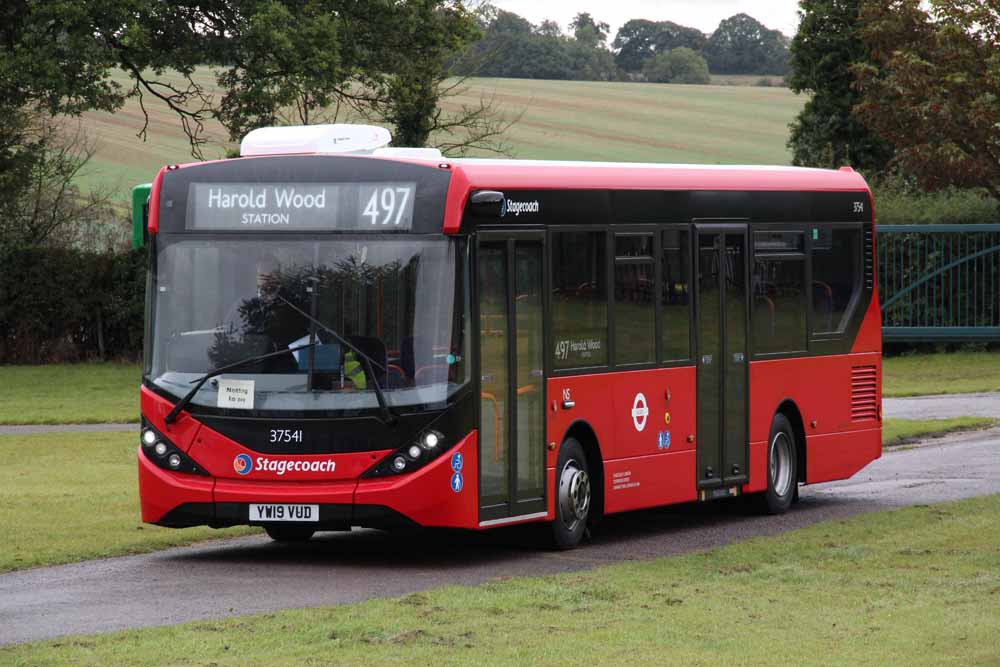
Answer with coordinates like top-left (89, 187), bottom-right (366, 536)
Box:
top-left (437, 157), bottom-right (869, 193)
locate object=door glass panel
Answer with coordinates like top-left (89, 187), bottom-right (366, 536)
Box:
top-left (723, 233), bottom-right (747, 480)
top-left (661, 228), bottom-right (691, 362)
top-left (696, 233), bottom-right (722, 483)
top-left (478, 243), bottom-right (508, 507)
top-left (515, 243), bottom-right (544, 500)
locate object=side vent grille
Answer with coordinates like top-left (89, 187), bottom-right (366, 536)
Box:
top-left (851, 365), bottom-right (878, 421)
top-left (863, 230), bottom-right (874, 290)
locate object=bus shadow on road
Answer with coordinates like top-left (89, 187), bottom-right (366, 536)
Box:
top-left (162, 492), bottom-right (864, 570)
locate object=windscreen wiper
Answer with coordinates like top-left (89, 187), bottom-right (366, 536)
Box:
top-left (163, 340), bottom-right (323, 425)
top-left (273, 294), bottom-right (397, 426)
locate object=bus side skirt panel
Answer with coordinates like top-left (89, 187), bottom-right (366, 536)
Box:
top-left (806, 428), bottom-right (882, 484)
top-left (547, 366), bottom-right (699, 516)
top-left (749, 352), bottom-right (883, 486)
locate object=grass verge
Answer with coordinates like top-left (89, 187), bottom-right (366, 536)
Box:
top-left (0, 432), bottom-right (255, 573)
top-left (5, 494), bottom-right (999, 664)
top-left (0, 363), bottom-right (141, 424)
top-left (883, 417), bottom-right (996, 447)
top-left (883, 352), bottom-right (1000, 397)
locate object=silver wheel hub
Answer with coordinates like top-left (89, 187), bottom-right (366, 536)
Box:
top-left (559, 459), bottom-right (590, 530)
top-left (769, 431), bottom-right (793, 498)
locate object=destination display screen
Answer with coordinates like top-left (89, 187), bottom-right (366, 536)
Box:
top-left (186, 182), bottom-right (417, 231)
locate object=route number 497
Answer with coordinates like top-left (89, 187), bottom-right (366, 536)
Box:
top-left (363, 187), bottom-right (412, 226)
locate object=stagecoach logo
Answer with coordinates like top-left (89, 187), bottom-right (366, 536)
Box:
top-left (500, 197), bottom-right (540, 218)
top-left (232, 454), bottom-right (337, 476)
top-left (632, 393), bottom-right (649, 432)
top-left (234, 453), bottom-right (253, 475)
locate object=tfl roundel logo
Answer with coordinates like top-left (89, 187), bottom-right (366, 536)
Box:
top-left (233, 453), bottom-right (253, 476)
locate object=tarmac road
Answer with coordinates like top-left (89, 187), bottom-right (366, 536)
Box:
top-left (2, 428), bottom-right (998, 646)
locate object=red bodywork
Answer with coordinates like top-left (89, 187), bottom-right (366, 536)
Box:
top-left (141, 159), bottom-right (881, 530)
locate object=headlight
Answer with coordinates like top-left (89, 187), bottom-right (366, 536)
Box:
top-left (139, 419), bottom-right (208, 476)
top-left (364, 430), bottom-right (449, 478)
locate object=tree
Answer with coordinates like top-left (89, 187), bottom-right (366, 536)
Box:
top-left (0, 110), bottom-right (119, 254)
top-left (787, 0), bottom-right (893, 171)
top-left (366, 0), bottom-right (516, 154)
top-left (854, 0), bottom-right (1000, 199)
top-left (570, 12), bottom-right (610, 49)
top-left (704, 13), bottom-right (790, 75)
top-left (642, 48), bottom-right (711, 84)
top-left (612, 19), bottom-right (707, 73)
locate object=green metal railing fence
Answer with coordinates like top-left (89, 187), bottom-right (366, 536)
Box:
top-left (878, 224), bottom-right (1000, 342)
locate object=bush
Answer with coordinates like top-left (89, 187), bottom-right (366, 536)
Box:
top-left (642, 47), bottom-right (711, 85)
top-left (872, 179), bottom-right (1000, 226)
top-left (0, 248), bottom-right (146, 363)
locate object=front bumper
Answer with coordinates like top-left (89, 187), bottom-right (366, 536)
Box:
top-left (137, 430), bottom-right (480, 530)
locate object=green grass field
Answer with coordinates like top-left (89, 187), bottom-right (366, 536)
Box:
top-left (882, 351), bottom-right (1000, 397)
top-left (0, 432), bottom-right (255, 573)
top-left (882, 417), bottom-right (995, 446)
top-left (0, 363), bottom-right (140, 424)
top-left (76, 73), bottom-right (805, 201)
top-left (6, 494), bottom-right (998, 665)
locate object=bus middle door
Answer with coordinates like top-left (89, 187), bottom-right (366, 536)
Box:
top-left (694, 224), bottom-right (749, 497)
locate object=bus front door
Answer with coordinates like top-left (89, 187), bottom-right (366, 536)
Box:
top-left (694, 225), bottom-right (749, 495)
top-left (476, 234), bottom-right (547, 524)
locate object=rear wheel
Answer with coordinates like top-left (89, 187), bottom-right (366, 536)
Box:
top-left (264, 525), bottom-right (315, 543)
top-left (551, 438), bottom-right (591, 550)
top-left (759, 413), bottom-right (797, 514)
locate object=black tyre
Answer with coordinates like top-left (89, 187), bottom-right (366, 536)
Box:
top-left (551, 438), bottom-right (591, 550)
top-left (758, 413), bottom-right (797, 514)
top-left (264, 525), bottom-right (315, 542)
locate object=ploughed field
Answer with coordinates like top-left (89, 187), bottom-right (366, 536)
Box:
top-left (77, 72), bottom-right (804, 201)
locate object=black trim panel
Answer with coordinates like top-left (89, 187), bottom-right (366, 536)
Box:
top-left (156, 502), bottom-right (420, 531)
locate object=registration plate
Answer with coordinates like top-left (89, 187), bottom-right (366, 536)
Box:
top-left (249, 503), bottom-right (319, 522)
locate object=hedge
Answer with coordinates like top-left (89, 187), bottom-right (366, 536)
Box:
top-left (0, 248), bottom-right (146, 363)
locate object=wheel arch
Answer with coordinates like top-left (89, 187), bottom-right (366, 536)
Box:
top-left (775, 398), bottom-right (807, 484)
top-left (561, 419), bottom-right (604, 522)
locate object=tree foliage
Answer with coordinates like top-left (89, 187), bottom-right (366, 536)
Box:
top-left (787, 0), bottom-right (893, 171)
top-left (612, 19), bottom-right (707, 73)
top-left (704, 13), bottom-right (790, 75)
top-left (854, 0), bottom-right (1000, 199)
top-left (642, 48), bottom-right (711, 85)
top-left (569, 12), bottom-right (610, 49)
top-left (456, 9), bottom-right (618, 81)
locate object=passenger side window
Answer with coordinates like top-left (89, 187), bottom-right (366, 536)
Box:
top-left (614, 234), bottom-right (655, 365)
top-left (811, 226), bottom-right (862, 335)
top-left (552, 231), bottom-right (608, 369)
top-left (661, 228), bottom-right (691, 362)
top-left (752, 231), bottom-right (806, 355)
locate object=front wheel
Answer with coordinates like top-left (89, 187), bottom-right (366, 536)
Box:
top-left (264, 525), bottom-right (315, 543)
top-left (758, 413), bottom-right (797, 514)
top-left (551, 438), bottom-right (591, 550)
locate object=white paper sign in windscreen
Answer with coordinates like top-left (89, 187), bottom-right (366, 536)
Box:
top-left (216, 378), bottom-right (255, 410)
